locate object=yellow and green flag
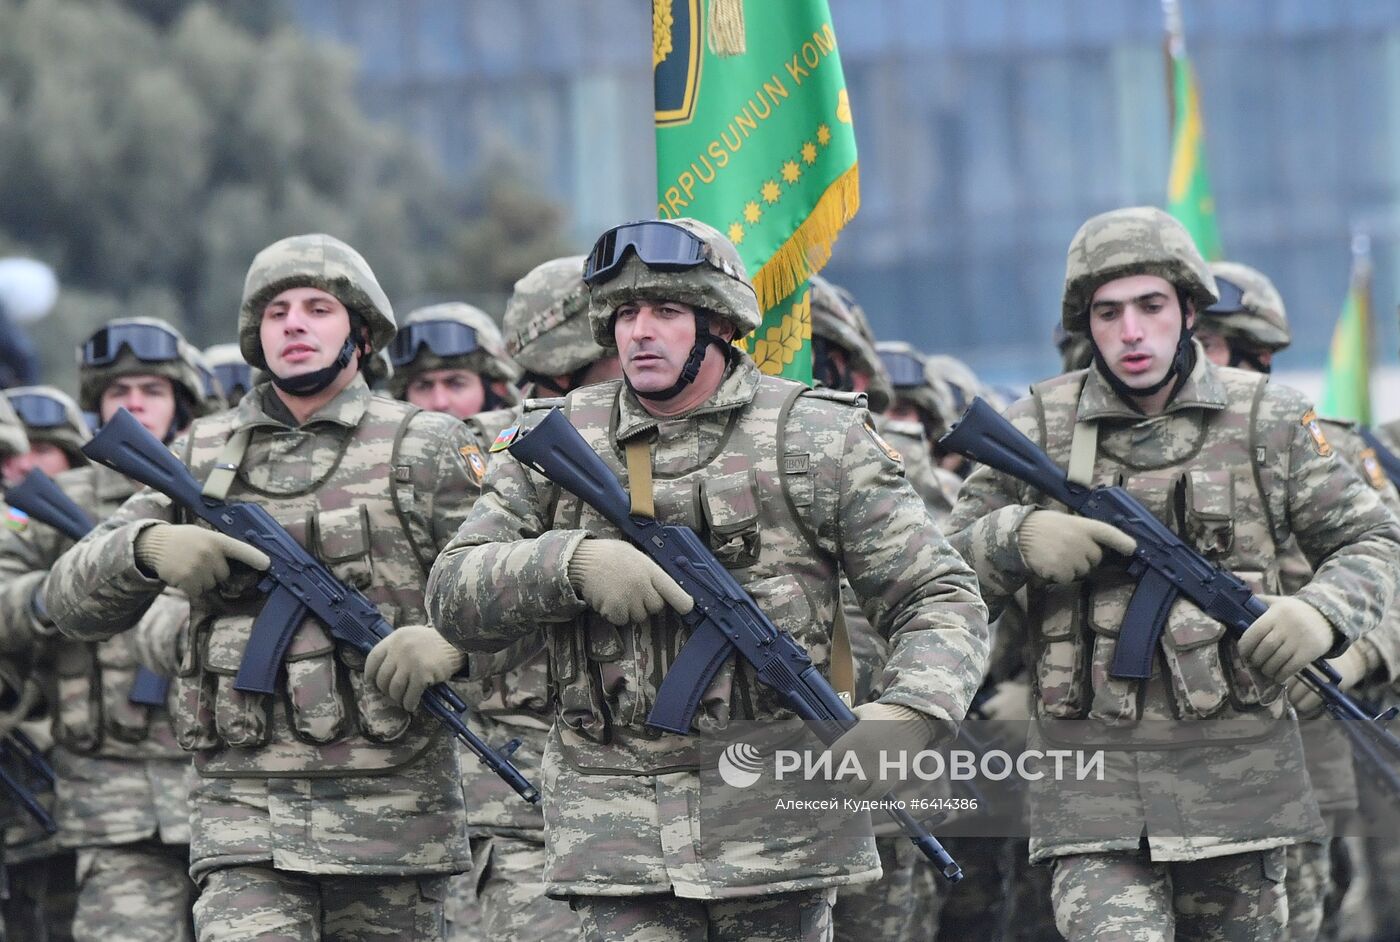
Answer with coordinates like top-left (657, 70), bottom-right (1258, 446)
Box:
top-left (1164, 6), bottom-right (1222, 261)
top-left (1320, 237), bottom-right (1374, 425)
top-left (652, 0), bottom-right (859, 383)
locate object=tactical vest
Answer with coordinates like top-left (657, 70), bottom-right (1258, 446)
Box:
top-left (1027, 370), bottom-right (1290, 731)
top-left (50, 463), bottom-right (184, 760)
top-left (169, 398), bottom-right (440, 777)
top-left (539, 378), bottom-right (844, 770)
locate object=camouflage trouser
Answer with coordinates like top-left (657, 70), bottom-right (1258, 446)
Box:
top-left (1050, 847), bottom-right (1288, 942)
top-left (571, 887), bottom-right (837, 942)
top-left (73, 840), bottom-right (194, 942)
top-left (445, 834), bottom-right (580, 942)
top-left (834, 834), bottom-right (944, 940)
top-left (1284, 840), bottom-right (1328, 942)
top-left (934, 836), bottom-right (1015, 941)
top-left (1009, 845), bottom-right (1059, 942)
top-left (2, 850), bottom-right (77, 942)
top-left (192, 864), bottom-right (450, 941)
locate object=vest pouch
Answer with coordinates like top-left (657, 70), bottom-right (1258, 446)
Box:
top-left (171, 616), bottom-right (218, 751)
top-left (1222, 571), bottom-right (1286, 715)
top-left (1032, 584), bottom-right (1090, 719)
top-left (1086, 580), bottom-right (1144, 724)
top-left (95, 634), bottom-right (150, 744)
top-left (1184, 470), bottom-right (1235, 559)
top-left (283, 621), bottom-right (353, 745)
top-left (556, 622), bottom-right (607, 743)
top-left (203, 615), bottom-right (272, 748)
top-left (337, 605), bottom-right (413, 743)
top-left (53, 642), bottom-right (100, 753)
top-left (700, 471), bottom-right (762, 570)
top-left (1160, 602), bottom-right (1229, 719)
top-left (314, 506), bottom-right (374, 591)
top-left (740, 574), bottom-right (820, 722)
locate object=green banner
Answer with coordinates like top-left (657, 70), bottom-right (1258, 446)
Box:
top-left (1166, 53), bottom-right (1223, 261)
top-left (1320, 249), bottom-right (1373, 425)
top-left (653, 0), bottom-right (858, 383)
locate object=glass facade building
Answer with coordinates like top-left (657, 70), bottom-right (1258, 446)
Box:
top-left (292, 0), bottom-right (1400, 383)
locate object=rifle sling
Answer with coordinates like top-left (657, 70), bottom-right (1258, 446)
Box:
top-left (202, 428), bottom-right (252, 501)
top-left (624, 435), bottom-right (655, 520)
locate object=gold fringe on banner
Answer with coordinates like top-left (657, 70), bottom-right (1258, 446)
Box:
top-left (751, 161), bottom-right (860, 311)
top-left (707, 0), bottom-right (747, 56)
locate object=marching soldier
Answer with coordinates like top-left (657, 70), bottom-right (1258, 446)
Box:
top-left (418, 218), bottom-right (989, 941)
top-left (387, 302), bottom-right (521, 420)
top-left (0, 318), bottom-right (215, 942)
top-left (946, 207), bottom-right (1400, 941)
top-left (44, 235), bottom-right (479, 939)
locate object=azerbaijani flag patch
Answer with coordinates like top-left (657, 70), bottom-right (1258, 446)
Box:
top-left (4, 506), bottom-right (29, 532)
top-left (490, 425), bottom-right (520, 454)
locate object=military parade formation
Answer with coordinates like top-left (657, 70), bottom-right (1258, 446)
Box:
top-left (0, 204), bottom-right (1397, 942)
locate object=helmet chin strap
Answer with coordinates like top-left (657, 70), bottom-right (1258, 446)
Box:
top-left (1090, 287), bottom-right (1197, 410)
top-left (271, 333), bottom-right (360, 397)
top-left (623, 310), bottom-right (735, 404)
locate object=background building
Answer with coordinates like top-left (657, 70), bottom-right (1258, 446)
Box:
top-left (291, 0), bottom-right (1400, 387)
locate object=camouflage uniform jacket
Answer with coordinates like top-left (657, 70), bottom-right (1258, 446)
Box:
top-left (947, 357), bottom-right (1400, 862)
top-left (44, 377), bottom-right (476, 879)
top-left (458, 406), bottom-right (550, 838)
top-left (0, 461), bottom-right (190, 852)
top-left (426, 355), bottom-right (989, 898)
top-left (1283, 418), bottom-right (1400, 814)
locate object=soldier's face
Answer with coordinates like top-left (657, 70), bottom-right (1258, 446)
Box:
top-left (613, 299), bottom-right (701, 394)
top-left (0, 451), bottom-right (34, 487)
top-left (100, 374), bottom-right (177, 440)
top-left (405, 368), bottom-right (487, 420)
top-left (28, 442), bottom-right (72, 477)
top-left (260, 287), bottom-right (356, 380)
top-left (1196, 326), bottom-right (1231, 366)
top-left (1087, 274), bottom-right (1193, 392)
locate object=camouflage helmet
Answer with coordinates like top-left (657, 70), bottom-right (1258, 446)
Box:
top-left (388, 303), bottom-right (521, 400)
top-left (504, 255), bottom-right (605, 376)
top-left (0, 393), bottom-right (29, 461)
top-left (203, 343), bottom-right (255, 406)
top-left (1201, 261), bottom-right (1291, 352)
top-left (238, 234), bottom-right (395, 371)
top-left (77, 317), bottom-right (214, 418)
top-left (1052, 325), bottom-right (1095, 373)
top-left (875, 340), bottom-right (958, 432)
top-left (586, 218), bottom-right (761, 347)
top-left (1062, 206), bottom-right (1219, 332)
top-left (4, 386), bottom-right (89, 467)
top-left (809, 274), bottom-right (891, 412)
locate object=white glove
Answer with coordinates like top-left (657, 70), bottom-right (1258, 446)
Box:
top-left (1239, 596), bottom-right (1334, 685)
top-left (365, 625), bottom-right (466, 712)
top-left (826, 701), bottom-right (938, 800)
top-left (567, 538), bottom-right (694, 625)
top-left (1287, 638), bottom-right (1376, 715)
top-left (134, 523), bottom-right (269, 596)
top-left (1017, 510), bottom-right (1136, 583)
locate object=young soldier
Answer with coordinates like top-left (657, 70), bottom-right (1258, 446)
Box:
top-left (44, 235), bottom-right (480, 940)
top-left (946, 207), bottom-right (1400, 941)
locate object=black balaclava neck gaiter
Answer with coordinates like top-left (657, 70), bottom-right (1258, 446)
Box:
top-left (1089, 286), bottom-right (1197, 413)
top-left (1228, 344), bottom-right (1271, 375)
top-left (271, 331), bottom-right (360, 398)
top-left (622, 309), bottom-right (735, 404)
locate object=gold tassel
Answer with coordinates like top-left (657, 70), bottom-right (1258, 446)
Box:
top-left (707, 0), bottom-right (747, 57)
top-left (751, 162), bottom-right (861, 310)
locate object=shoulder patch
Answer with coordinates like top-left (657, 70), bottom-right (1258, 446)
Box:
top-left (459, 441), bottom-right (487, 485)
top-left (1360, 448), bottom-right (1388, 490)
top-left (1301, 409), bottom-right (1332, 457)
top-left (489, 425), bottom-right (521, 454)
top-left (864, 418), bottom-right (903, 465)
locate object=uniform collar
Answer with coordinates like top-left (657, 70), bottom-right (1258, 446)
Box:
top-left (236, 375), bottom-right (372, 432)
top-left (1077, 340), bottom-right (1228, 422)
top-left (614, 354), bottom-right (762, 441)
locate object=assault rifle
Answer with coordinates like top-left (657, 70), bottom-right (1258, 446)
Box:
top-left (5, 469), bottom-right (169, 707)
top-left (81, 408), bottom-right (540, 805)
top-left (506, 408), bottom-right (964, 882)
top-left (940, 397), bottom-right (1400, 763)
